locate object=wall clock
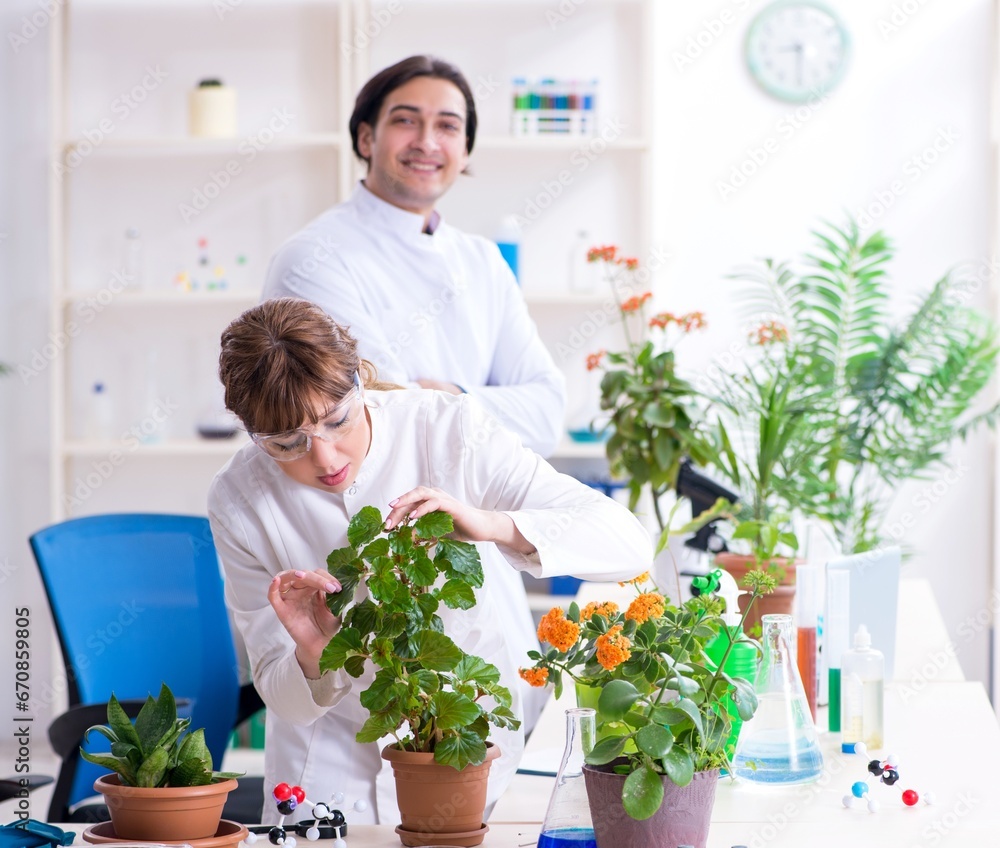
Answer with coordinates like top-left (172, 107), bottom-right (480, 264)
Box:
top-left (745, 2), bottom-right (851, 103)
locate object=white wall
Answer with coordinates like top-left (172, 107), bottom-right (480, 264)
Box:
top-left (652, 0), bottom-right (996, 686)
top-left (0, 0), bottom-right (996, 791)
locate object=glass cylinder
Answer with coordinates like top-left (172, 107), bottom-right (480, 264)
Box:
top-left (731, 614), bottom-right (823, 784)
top-left (539, 708), bottom-right (597, 847)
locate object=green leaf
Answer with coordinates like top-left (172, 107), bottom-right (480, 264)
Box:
top-left (597, 679), bottom-right (642, 722)
top-left (360, 670), bottom-right (406, 712)
top-left (369, 557), bottom-right (400, 604)
top-left (401, 550), bottom-right (437, 587)
top-left (320, 627), bottom-right (365, 673)
top-left (622, 764), bottom-right (664, 820)
top-left (134, 685), bottom-right (176, 756)
top-left (430, 691), bottom-right (481, 729)
top-left (362, 538), bottom-right (390, 559)
top-left (662, 747), bottom-right (694, 787)
top-left (453, 655), bottom-right (501, 686)
top-left (585, 734), bottom-right (628, 765)
top-left (436, 539), bottom-right (483, 581)
top-left (434, 729), bottom-right (487, 770)
top-left (78, 751), bottom-right (136, 785)
top-left (414, 511), bottom-right (454, 539)
top-left (410, 669), bottom-right (441, 695)
top-left (106, 693), bottom-right (142, 753)
top-left (344, 655), bottom-right (367, 678)
top-left (176, 729), bottom-right (213, 773)
top-left (356, 712), bottom-right (400, 745)
top-left (347, 598), bottom-right (380, 637)
top-left (730, 676), bottom-right (759, 721)
top-left (409, 631), bottom-right (463, 671)
top-left (438, 578), bottom-right (477, 610)
top-left (635, 724), bottom-right (673, 759)
top-left (136, 745), bottom-right (170, 788)
top-left (348, 505), bottom-right (385, 547)
top-left (169, 757), bottom-right (213, 787)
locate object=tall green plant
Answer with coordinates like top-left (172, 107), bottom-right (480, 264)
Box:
top-left (734, 219), bottom-right (999, 552)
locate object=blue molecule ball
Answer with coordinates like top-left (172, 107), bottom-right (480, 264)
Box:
top-left (851, 781), bottom-right (869, 798)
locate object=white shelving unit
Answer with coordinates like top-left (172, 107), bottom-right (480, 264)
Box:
top-left (48, 0), bottom-right (653, 519)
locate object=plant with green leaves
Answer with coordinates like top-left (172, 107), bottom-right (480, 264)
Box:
top-left (320, 506), bottom-right (520, 771)
top-left (732, 219), bottom-right (1000, 552)
top-left (585, 245), bottom-right (713, 532)
top-left (534, 570), bottom-right (775, 821)
top-left (80, 683), bottom-right (241, 787)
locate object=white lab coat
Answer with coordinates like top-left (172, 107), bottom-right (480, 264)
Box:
top-left (208, 390), bottom-right (650, 825)
top-left (261, 182), bottom-right (566, 458)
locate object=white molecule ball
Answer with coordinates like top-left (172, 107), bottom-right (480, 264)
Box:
top-left (244, 833), bottom-right (259, 845)
top-left (853, 742), bottom-right (867, 756)
top-left (284, 837), bottom-right (297, 848)
top-left (924, 791), bottom-right (936, 806)
top-left (867, 798), bottom-right (880, 814)
top-left (333, 840), bottom-right (347, 848)
top-left (332, 792), bottom-right (345, 804)
top-left (312, 803), bottom-right (330, 819)
top-left (842, 794), bottom-right (855, 808)
top-left (354, 799), bottom-right (369, 813)
top-left (305, 826), bottom-right (320, 841)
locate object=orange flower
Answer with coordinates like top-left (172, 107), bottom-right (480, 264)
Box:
top-left (680, 311), bottom-right (707, 332)
top-left (519, 667), bottom-right (550, 687)
top-left (751, 320), bottom-right (789, 346)
top-left (620, 257), bottom-right (639, 271)
top-left (585, 350), bottom-right (606, 371)
top-left (595, 625), bottom-right (632, 671)
top-left (537, 607), bottom-right (581, 652)
top-left (649, 312), bottom-right (677, 330)
top-left (625, 592), bottom-right (665, 623)
top-left (620, 292), bottom-right (652, 314)
top-left (618, 571), bottom-right (650, 587)
top-left (581, 601), bottom-right (619, 621)
top-left (587, 245), bottom-right (618, 263)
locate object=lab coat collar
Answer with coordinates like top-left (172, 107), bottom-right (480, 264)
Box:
top-left (352, 181), bottom-right (444, 238)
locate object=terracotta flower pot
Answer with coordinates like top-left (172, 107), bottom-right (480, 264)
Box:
top-left (714, 552), bottom-right (797, 635)
top-left (381, 743), bottom-right (500, 847)
top-left (582, 761), bottom-right (719, 848)
top-left (94, 774), bottom-right (238, 841)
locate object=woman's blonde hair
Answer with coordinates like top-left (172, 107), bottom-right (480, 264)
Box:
top-left (219, 297), bottom-right (396, 435)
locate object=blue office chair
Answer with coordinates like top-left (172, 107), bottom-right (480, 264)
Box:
top-left (29, 513), bottom-right (264, 824)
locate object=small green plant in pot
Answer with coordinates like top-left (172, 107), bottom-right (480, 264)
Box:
top-left (320, 506), bottom-right (520, 847)
top-left (81, 683), bottom-right (241, 841)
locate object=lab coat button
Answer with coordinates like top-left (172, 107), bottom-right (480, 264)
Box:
top-left (348, 486), bottom-right (357, 495)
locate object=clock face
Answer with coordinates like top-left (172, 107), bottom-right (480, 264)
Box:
top-left (745, 2), bottom-right (851, 102)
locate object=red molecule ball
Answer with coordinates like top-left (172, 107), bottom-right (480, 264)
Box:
top-left (902, 789), bottom-right (919, 807)
top-left (291, 785), bottom-right (306, 804)
top-left (273, 782), bottom-right (292, 801)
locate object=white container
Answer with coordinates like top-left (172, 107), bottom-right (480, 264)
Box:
top-left (188, 79), bottom-right (237, 138)
top-left (568, 230), bottom-right (596, 293)
top-left (840, 625), bottom-right (885, 752)
top-left (86, 382), bottom-right (114, 441)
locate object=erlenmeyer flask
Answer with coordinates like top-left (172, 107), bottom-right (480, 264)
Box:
top-left (732, 614), bottom-right (824, 784)
top-left (539, 708), bottom-right (597, 847)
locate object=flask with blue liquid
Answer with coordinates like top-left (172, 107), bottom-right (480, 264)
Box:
top-left (538, 708), bottom-right (597, 848)
top-left (731, 614), bottom-right (824, 784)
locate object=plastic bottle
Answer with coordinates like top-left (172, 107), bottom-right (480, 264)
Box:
top-left (826, 568), bottom-right (851, 732)
top-left (568, 231), bottom-right (596, 294)
top-left (86, 381), bottom-right (114, 441)
top-left (495, 215), bottom-right (521, 283)
top-left (840, 625), bottom-right (884, 753)
top-left (539, 708), bottom-right (597, 848)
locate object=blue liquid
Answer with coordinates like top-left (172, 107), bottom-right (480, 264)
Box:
top-left (538, 828), bottom-right (597, 848)
top-left (732, 731), bottom-right (824, 784)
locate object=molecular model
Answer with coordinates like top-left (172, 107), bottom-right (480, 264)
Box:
top-left (243, 782), bottom-right (369, 848)
top-left (840, 744), bottom-right (936, 813)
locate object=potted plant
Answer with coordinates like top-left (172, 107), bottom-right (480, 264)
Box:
top-left (729, 219), bottom-right (1000, 554)
top-left (320, 506), bottom-right (520, 848)
top-left (81, 683), bottom-right (242, 842)
top-left (585, 246), bottom-right (713, 535)
top-left (520, 571), bottom-right (774, 848)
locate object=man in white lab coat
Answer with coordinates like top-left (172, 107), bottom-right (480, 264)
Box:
top-left (262, 56), bottom-right (568, 730)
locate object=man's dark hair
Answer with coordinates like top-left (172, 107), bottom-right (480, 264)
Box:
top-left (349, 55), bottom-right (477, 163)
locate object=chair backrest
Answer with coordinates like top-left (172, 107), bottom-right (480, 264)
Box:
top-left (30, 513), bottom-right (240, 815)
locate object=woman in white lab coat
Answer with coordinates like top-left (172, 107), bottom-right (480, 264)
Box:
top-left (207, 298), bottom-right (652, 825)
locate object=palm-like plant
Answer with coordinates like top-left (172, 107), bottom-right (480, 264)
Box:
top-left (733, 219), bottom-right (999, 553)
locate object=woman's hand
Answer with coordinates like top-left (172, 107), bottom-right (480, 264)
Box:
top-left (384, 486), bottom-right (536, 555)
top-left (267, 569), bottom-right (342, 680)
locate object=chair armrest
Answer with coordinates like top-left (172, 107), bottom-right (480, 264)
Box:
top-left (0, 774), bottom-right (54, 802)
top-left (235, 683), bottom-right (265, 728)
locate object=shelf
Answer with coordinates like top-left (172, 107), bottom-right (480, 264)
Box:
top-left (64, 438), bottom-right (249, 457)
top-left (61, 134), bottom-right (342, 157)
top-left (476, 135), bottom-right (649, 152)
top-left (62, 290), bottom-right (260, 307)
